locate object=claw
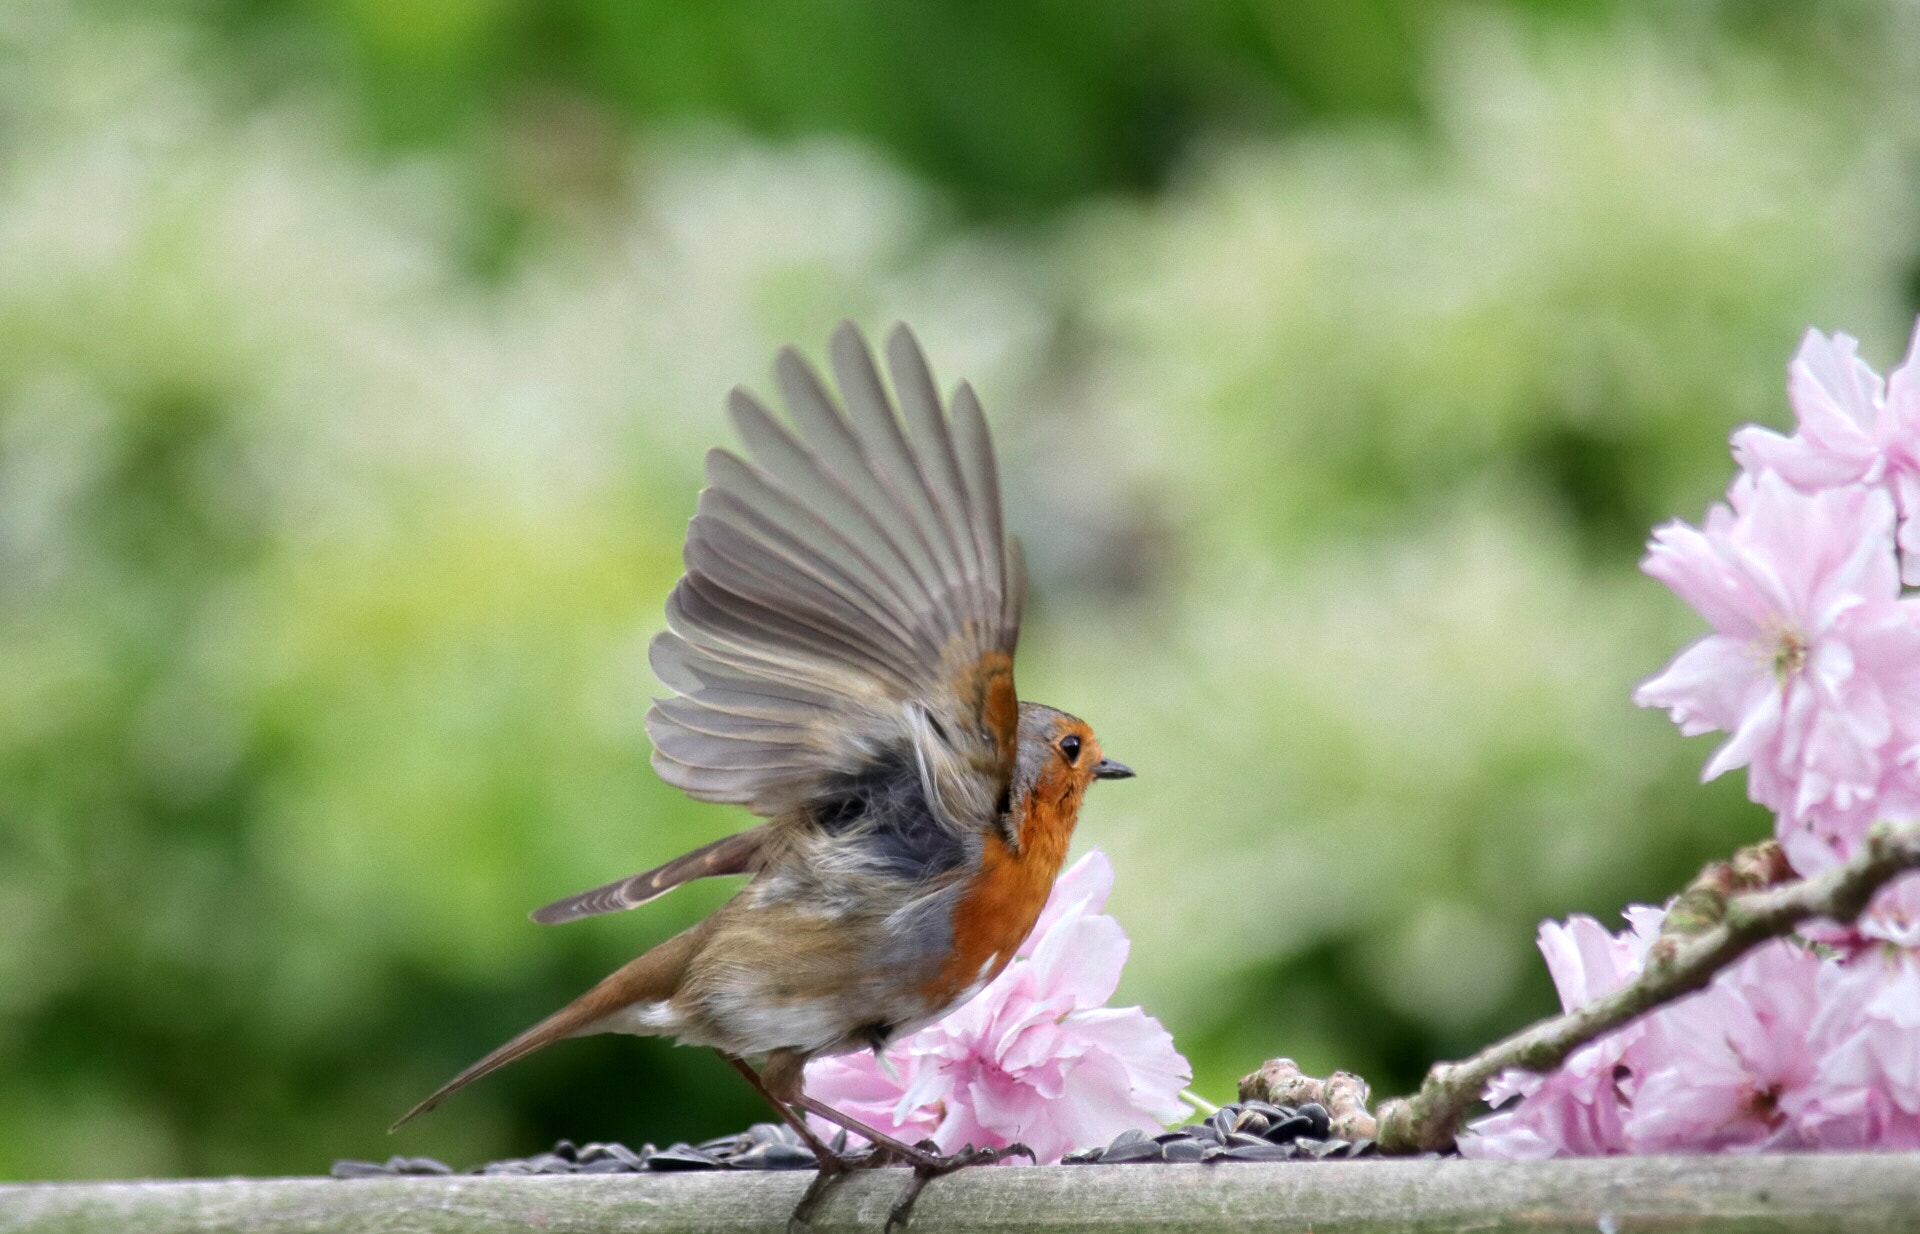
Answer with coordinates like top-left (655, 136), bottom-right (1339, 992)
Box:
top-left (790, 1142), bottom-right (901, 1229)
top-left (882, 1142), bottom-right (1033, 1231)
top-left (884, 1176), bottom-right (928, 1233)
top-left (788, 1156), bottom-right (847, 1230)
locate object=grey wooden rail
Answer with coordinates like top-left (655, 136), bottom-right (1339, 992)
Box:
top-left (5, 1154), bottom-right (1920, 1233)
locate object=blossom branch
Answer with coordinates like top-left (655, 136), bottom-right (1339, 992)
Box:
top-left (1372, 821), bottom-right (1920, 1155)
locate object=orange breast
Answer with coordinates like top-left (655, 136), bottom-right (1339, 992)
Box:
top-left (923, 783), bottom-right (1080, 1006)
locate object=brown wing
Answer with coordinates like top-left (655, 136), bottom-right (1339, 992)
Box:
top-left (646, 322), bottom-right (1023, 837)
top-left (529, 827), bottom-right (767, 925)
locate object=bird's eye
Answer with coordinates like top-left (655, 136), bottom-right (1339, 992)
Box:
top-left (1059, 734), bottom-right (1082, 764)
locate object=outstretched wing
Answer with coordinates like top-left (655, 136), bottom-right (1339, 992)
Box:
top-left (646, 321), bottom-right (1023, 835)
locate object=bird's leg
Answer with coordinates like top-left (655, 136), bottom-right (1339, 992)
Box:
top-left (788, 1091), bottom-right (953, 1167)
top-left (785, 1087), bottom-right (1035, 1232)
top-left (719, 1053), bottom-right (857, 1170)
top-left (728, 1050), bottom-right (1035, 1232)
top-left (721, 1052), bottom-right (886, 1232)
top-left (858, 1131), bottom-right (1036, 1234)
top-left (878, 1144), bottom-right (1035, 1234)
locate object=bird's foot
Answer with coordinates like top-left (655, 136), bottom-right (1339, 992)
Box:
top-left (787, 1138), bottom-right (898, 1231)
top-left (787, 1158), bottom-right (844, 1232)
top-left (884, 1141), bottom-right (1034, 1232)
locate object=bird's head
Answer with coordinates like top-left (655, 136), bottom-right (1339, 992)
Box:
top-left (1007, 702), bottom-right (1132, 850)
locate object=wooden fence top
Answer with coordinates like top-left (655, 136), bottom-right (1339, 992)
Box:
top-left (5, 1153), bottom-right (1920, 1233)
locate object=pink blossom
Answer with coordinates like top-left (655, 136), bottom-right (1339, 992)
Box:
top-left (1460, 1030), bottom-right (1641, 1159)
top-left (1800, 948), bottom-right (1920, 1148)
top-left (1800, 869), bottom-right (1920, 949)
top-left (1734, 324), bottom-right (1920, 584)
top-left (1625, 940), bottom-right (1825, 1153)
top-left (1016, 841), bottom-right (1114, 958)
top-left (797, 1052), bottom-right (941, 1150)
top-left (803, 850), bottom-right (1190, 1164)
top-left (1486, 316), bottom-right (1920, 1161)
top-left (1538, 907), bottom-right (1667, 1010)
top-left (1463, 912), bottom-right (1838, 1159)
top-left (1460, 908), bottom-right (1663, 1159)
top-left (1464, 907), bottom-right (1920, 1157)
top-left (1632, 469), bottom-right (1920, 841)
top-left (1859, 873), bottom-right (1920, 949)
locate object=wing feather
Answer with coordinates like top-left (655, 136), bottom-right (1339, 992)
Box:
top-left (885, 325), bottom-right (988, 628)
top-left (530, 828), bottom-right (769, 924)
top-left (677, 527), bottom-right (917, 691)
top-left (726, 392), bottom-right (944, 630)
top-left (697, 494), bottom-right (922, 664)
top-left (646, 321), bottom-right (1020, 821)
top-left (701, 452), bottom-right (934, 658)
top-left (669, 573), bottom-right (912, 697)
top-left (950, 382), bottom-right (1008, 603)
top-left (829, 327), bottom-right (969, 614)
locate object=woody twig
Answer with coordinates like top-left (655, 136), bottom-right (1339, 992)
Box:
top-left (1238, 1059), bottom-right (1379, 1141)
top-left (1365, 821), bottom-right (1920, 1154)
top-left (1242, 822), bottom-right (1920, 1156)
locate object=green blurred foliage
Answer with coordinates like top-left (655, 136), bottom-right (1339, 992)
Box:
top-left (3, 0), bottom-right (1919, 1180)
top-left (208, 0), bottom-right (1430, 217)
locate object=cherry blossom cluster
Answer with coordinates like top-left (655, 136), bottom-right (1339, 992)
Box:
top-left (804, 850), bottom-right (1192, 1165)
top-left (1466, 322), bottom-right (1920, 1157)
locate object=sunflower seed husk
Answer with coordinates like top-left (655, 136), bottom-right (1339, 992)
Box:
top-left (731, 1142), bottom-right (816, 1169)
top-left (578, 1142), bottom-right (649, 1168)
top-left (1101, 1137), bottom-right (1165, 1164)
top-left (647, 1144), bottom-right (726, 1170)
top-left (1160, 1137), bottom-right (1208, 1163)
top-left (1224, 1142), bottom-right (1297, 1162)
top-left (1264, 1114), bottom-right (1314, 1143)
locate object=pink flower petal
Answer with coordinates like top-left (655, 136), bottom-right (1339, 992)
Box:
top-left (1636, 469), bottom-right (1919, 837)
top-left (802, 846), bottom-right (1188, 1163)
top-left (1019, 849), bottom-right (1114, 956)
top-left (1634, 635), bottom-right (1766, 740)
top-left (1028, 911), bottom-right (1129, 1009)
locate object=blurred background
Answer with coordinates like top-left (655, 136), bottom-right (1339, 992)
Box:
top-left (3, 0), bottom-right (1918, 1179)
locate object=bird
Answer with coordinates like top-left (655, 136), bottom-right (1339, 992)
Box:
top-left (391, 321), bottom-right (1134, 1222)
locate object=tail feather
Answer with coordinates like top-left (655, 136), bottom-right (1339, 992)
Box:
top-left (390, 923), bottom-right (706, 1132)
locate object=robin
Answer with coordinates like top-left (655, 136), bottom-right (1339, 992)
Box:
top-left (392, 321), bottom-right (1133, 1223)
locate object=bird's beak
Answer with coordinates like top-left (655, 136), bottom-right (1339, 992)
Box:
top-left (1093, 758), bottom-right (1135, 781)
